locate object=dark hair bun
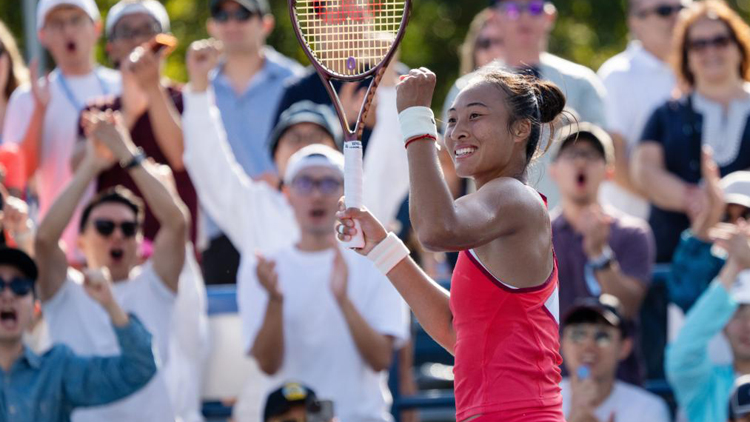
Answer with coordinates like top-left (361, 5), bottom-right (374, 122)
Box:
top-left (534, 80), bottom-right (566, 124)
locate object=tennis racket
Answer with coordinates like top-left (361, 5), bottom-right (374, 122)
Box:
top-left (289, 0), bottom-right (411, 248)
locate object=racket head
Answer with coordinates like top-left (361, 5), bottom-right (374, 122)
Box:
top-left (289, 0), bottom-right (411, 81)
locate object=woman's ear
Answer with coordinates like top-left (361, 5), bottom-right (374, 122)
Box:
top-left (511, 119), bottom-right (532, 143)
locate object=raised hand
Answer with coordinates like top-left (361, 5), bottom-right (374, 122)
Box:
top-left (711, 220), bottom-right (750, 270)
top-left (335, 198), bottom-right (388, 255)
top-left (82, 110), bottom-right (136, 164)
top-left (330, 246), bottom-right (349, 303)
top-left (186, 39), bottom-right (222, 92)
top-left (255, 253), bottom-right (283, 301)
top-left (0, 195), bottom-right (32, 237)
top-left (82, 267), bottom-right (116, 308)
top-left (578, 205), bottom-right (613, 259)
top-left (691, 147), bottom-right (725, 239)
top-left (80, 111), bottom-right (117, 172)
top-left (124, 45), bottom-right (162, 93)
top-left (396, 67), bottom-right (437, 113)
top-left (29, 58), bottom-right (51, 108)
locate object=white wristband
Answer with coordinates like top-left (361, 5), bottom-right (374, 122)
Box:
top-left (367, 232), bottom-right (410, 275)
top-left (398, 106), bottom-right (438, 144)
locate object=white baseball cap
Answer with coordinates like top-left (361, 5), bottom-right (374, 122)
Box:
top-left (106, 0), bottom-right (171, 38)
top-left (722, 171), bottom-right (750, 209)
top-left (37, 0), bottom-right (101, 32)
top-left (284, 145), bottom-right (344, 186)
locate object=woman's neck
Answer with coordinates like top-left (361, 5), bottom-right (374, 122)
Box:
top-left (696, 76), bottom-right (746, 107)
top-left (474, 152), bottom-right (528, 190)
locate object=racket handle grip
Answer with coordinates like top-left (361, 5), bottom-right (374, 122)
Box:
top-left (342, 141), bottom-right (365, 249)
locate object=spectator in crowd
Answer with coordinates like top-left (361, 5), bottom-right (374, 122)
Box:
top-left (0, 21), bottom-right (30, 196)
top-left (633, 0), bottom-right (750, 263)
top-left (669, 162), bottom-right (750, 313)
top-left (246, 145), bottom-right (409, 422)
top-left (597, 0), bottom-right (687, 220)
top-left (560, 295), bottom-right (670, 422)
top-left (3, 0), bottom-right (121, 259)
top-left (549, 123), bottom-right (654, 385)
top-left (200, 0), bottom-right (304, 285)
top-left (728, 375), bottom-right (750, 422)
top-left (71, 0), bottom-right (199, 246)
top-left (0, 247), bottom-right (159, 421)
top-left (263, 382), bottom-right (332, 422)
top-left (443, 0), bottom-right (607, 208)
top-left (666, 216), bottom-right (750, 422)
top-left (34, 111), bottom-right (189, 422)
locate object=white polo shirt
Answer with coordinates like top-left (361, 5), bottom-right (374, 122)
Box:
top-left (597, 41), bottom-right (676, 219)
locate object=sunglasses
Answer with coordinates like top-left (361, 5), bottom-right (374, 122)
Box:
top-left (497, 1), bottom-right (547, 20)
top-left (0, 277), bottom-right (34, 296)
top-left (291, 176), bottom-right (343, 196)
top-left (566, 326), bottom-right (615, 347)
top-left (93, 219), bottom-right (139, 238)
top-left (476, 37), bottom-right (503, 51)
top-left (635, 4), bottom-right (684, 19)
top-left (688, 34), bottom-right (734, 52)
top-left (212, 8), bottom-right (256, 23)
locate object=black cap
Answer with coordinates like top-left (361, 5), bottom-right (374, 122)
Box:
top-left (730, 375), bottom-right (750, 420)
top-left (268, 101), bottom-right (343, 158)
top-left (264, 382), bottom-right (318, 422)
top-left (210, 0), bottom-right (270, 16)
top-left (0, 248), bottom-right (38, 281)
top-left (562, 294), bottom-right (628, 337)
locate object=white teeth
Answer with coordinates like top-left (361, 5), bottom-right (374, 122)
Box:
top-left (455, 147), bottom-right (476, 157)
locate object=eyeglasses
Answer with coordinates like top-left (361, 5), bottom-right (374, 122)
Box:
top-left (688, 34), bottom-right (734, 52)
top-left (212, 8), bottom-right (257, 23)
top-left (111, 22), bottom-right (162, 41)
top-left (0, 277), bottom-right (34, 296)
top-left (291, 176), bottom-right (342, 196)
top-left (566, 326), bottom-right (615, 348)
top-left (44, 14), bottom-right (90, 32)
top-left (476, 37), bottom-right (503, 51)
top-left (93, 219), bottom-right (139, 238)
top-left (497, 1), bottom-right (547, 20)
top-left (635, 4), bottom-right (684, 19)
top-left (557, 148), bottom-right (604, 163)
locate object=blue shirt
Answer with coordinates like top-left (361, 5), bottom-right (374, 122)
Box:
top-left (203, 48), bottom-right (303, 239)
top-left (666, 282), bottom-right (737, 422)
top-left (0, 315), bottom-right (157, 422)
top-left (669, 230), bottom-right (725, 312)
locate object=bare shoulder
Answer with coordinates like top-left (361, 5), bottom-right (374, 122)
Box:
top-left (474, 178), bottom-right (549, 221)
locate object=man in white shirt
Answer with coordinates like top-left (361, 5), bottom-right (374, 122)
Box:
top-left (3, 0), bottom-right (121, 259)
top-left (34, 111), bottom-right (189, 422)
top-left (561, 295), bottom-right (670, 422)
top-left (597, 0), bottom-right (688, 219)
top-left (246, 145), bottom-right (409, 422)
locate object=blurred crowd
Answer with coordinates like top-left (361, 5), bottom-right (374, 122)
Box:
top-left (2, 0), bottom-right (750, 421)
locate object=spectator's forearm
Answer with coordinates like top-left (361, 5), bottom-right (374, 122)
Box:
top-left (632, 152), bottom-right (690, 212)
top-left (145, 84), bottom-right (185, 170)
top-left (250, 298), bottom-right (285, 375)
top-left (127, 160), bottom-right (189, 232)
top-left (338, 296), bottom-right (394, 372)
top-left (594, 264), bottom-right (646, 318)
top-left (19, 104), bottom-right (46, 178)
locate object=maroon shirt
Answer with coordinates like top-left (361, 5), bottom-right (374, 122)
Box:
top-left (78, 86), bottom-right (198, 244)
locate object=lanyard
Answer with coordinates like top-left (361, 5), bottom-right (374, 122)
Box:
top-left (56, 67), bottom-right (110, 111)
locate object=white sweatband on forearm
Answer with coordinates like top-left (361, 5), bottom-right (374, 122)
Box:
top-left (398, 106), bottom-right (438, 144)
top-left (367, 232), bottom-right (410, 275)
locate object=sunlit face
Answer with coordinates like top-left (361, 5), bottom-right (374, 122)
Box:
top-left (78, 202), bottom-right (141, 281)
top-left (107, 13), bottom-right (162, 65)
top-left (286, 166), bottom-right (344, 237)
top-left (550, 138), bottom-right (609, 205)
top-left (725, 203), bottom-right (750, 224)
top-left (686, 17), bottom-right (742, 86)
top-left (274, 123), bottom-right (337, 178)
top-left (629, 0), bottom-right (686, 59)
top-left (561, 322), bottom-right (632, 382)
top-left (726, 305), bottom-right (750, 361)
top-left (445, 81), bottom-right (528, 180)
top-left (474, 23), bottom-right (504, 69)
top-left (0, 265), bottom-right (34, 344)
top-left (207, 1), bottom-right (269, 54)
top-left (493, 0), bottom-right (555, 52)
top-left (38, 6), bottom-right (99, 70)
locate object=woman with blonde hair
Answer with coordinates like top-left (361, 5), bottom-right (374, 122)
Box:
top-left (634, 0), bottom-right (750, 264)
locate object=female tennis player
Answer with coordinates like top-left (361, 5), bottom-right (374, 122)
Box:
top-left (336, 66), bottom-right (566, 422)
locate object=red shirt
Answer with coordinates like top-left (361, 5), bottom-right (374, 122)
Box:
top-left (449, 248), bottom-right (564, 421)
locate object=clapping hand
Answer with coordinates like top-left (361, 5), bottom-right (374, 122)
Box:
top-left (578, 205), bottom-right (613, 259)
top-left (690, 147), bottom-right (725, 240)
top-left (255, 253), bottom-right (283, 302)
top-left (81, 110), bottom-right (137, 165)
top-left (29, 58), bottom-right (51, 108)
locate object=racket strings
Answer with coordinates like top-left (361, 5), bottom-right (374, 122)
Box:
top-left (294, 0), bottom-right (405, 77)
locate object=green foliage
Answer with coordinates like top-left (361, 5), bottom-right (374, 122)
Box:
top-left (3, 0), bottom-right (750, 106)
